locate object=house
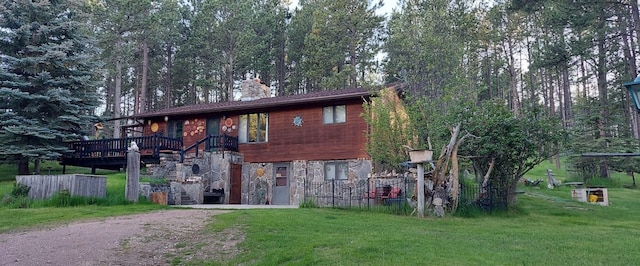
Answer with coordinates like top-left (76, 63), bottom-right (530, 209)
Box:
top-left (62, 80), bottom-right (407, 206)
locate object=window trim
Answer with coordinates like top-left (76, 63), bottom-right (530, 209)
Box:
top-left (323, 105), bottom-right (346, 124)
top-left (238, 112), bottom-right (269, 144)
top-left (324, 161), bottom-right (349, 180)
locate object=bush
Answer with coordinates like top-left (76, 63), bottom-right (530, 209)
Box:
top-left (11, 183), bottom-right (30, 197)
top-left (299, 199), bottom-right (318, 208)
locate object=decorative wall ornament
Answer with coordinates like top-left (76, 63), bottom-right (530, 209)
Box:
top-left (293, 115), bottom-right (303, 127)
top-left (222, 118), bottom-right (235, 132)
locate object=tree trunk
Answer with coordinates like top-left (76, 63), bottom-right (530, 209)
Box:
top-left (630, 0), bottom-right (640, 47)
top-left (620, 6), bottom-right (640, 140)
top-left (506, 36), bottom-right (520, 116)
top-left (34, 159), bottom-right (40, 175)
top-left (165, 44), bottom-right (172, 109)
top-left (18, 157), bottom-right (29, 175)
top-left (596, 11), bottom-right (610, 178)
top-left (139, 40), bottom-right (149, 114)
top-left (562, 66), bottom-right (573, 128)
top-left (113, 37), bottom-right (123, 139)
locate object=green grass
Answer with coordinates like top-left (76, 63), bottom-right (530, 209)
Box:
top-left (204, 186), bottom-right (640, 265)
top-left (2, 159), bottom-right (640, 264)
top-left (0, 172), bottom-right (167, 233)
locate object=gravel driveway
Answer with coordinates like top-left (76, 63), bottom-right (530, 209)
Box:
top-left (0, 209), bottom-right (242, 266)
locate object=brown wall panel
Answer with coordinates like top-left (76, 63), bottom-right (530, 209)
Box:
top-left (142, 100), bottom-right (370, 162)
top-left (239, 101), bottom-right (369, 162)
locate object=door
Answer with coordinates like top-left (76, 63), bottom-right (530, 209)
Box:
top-left (272, 164), bottom-right (290, 205)
top-left (229, 164), bottom-right (242, 204)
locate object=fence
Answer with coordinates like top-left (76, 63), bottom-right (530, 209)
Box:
top-left (304, 177), bottom-right (509, 214)
top-left (16, 174), bottom-right (107, 200)
top-left (304, 176), bottom-right (415, 214)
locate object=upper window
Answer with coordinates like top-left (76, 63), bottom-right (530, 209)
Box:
top-left (325, 161), bottom-right (349, 180)
top-left (323, 105), bottom-right (346, 124)
top-left (239, 113), bottom-right (268, 143)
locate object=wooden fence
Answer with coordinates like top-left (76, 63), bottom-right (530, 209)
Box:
top-left (16, 174), bottom-right (107, 200)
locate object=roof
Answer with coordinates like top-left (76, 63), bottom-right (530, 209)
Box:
top-left (131, 87), bottom-right (375, 119)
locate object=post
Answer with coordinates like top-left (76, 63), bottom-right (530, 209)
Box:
top-left (417, 163), bottom-right (425, 218)
top-left (409, 150), bottom-right (432, 218)
top-left (126, 150), bottom-right (140, 202)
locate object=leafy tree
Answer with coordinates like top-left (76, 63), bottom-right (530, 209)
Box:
top-left (362, 88), bottom-right (418, 171)
top-left (457, 100), bottom-right (564, 207)
top-left (0, 0), bottom-right (101, 174)
top-left (290, 0), bottom-right (383, 92)
top-left (385, 0), bottom-right (468, 98)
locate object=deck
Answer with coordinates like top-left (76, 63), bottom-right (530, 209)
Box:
top-left (60, 134), bottom-right (238, 173)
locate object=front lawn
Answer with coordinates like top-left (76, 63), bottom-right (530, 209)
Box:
top-left (204, 186), bottom-right (640, 265)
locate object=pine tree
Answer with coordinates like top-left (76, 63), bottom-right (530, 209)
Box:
top-left (0, 0), bottom-right (101, 174)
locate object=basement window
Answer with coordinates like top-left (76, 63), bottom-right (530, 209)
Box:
top-left (325, 161), bottom-right (348, 180)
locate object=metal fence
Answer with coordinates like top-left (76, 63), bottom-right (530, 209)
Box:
top-left (304, 177), bottom-right (509, 214)
top-left (303, 177), bottom-right (415, 214)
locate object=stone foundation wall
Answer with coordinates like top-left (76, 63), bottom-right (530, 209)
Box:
top-left (243, 159), bottom-right (372, 206)
top-left (144, 151), bottom-right (242, 205)
top-left (145, 150), bottom-right (373, 206)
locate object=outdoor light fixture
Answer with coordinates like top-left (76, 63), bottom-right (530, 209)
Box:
top-left (624, 74), bottom-right (640, 113)
top-left (164, 116), bottom-right (169, 122)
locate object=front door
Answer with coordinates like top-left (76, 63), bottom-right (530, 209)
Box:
top-left (272, 164), bottom-right (290, 205)
top-left (229, 164), bottom-right (242, 204)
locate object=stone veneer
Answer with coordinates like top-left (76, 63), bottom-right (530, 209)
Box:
top-left (242, 159), bottom-right (372, 206)
top-left (145, 150), bottom-right (372, 206)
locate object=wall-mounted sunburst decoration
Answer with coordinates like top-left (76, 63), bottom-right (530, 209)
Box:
top-left (293, 115), bottom-right (303, 127)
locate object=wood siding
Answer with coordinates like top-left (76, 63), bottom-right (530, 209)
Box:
top-left (239, 101), bottom-right (369, 162)
top-left (142, 100), bottom-right (370, 162)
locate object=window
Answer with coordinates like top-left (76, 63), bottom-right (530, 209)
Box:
top-left (325, 161), bottom-right (348, 180)
top-left (239, 113), bottom-right (268, 143)
top-left (323, 105), bottom-right (346, 124)
top-left (167, 120), bottom-right (183, 138)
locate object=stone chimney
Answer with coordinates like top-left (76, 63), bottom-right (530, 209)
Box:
top-left (240, 74), bottom-right (270, 101)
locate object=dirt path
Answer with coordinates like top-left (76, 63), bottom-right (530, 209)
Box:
top-left (0, 209), bottom-right (243, 266)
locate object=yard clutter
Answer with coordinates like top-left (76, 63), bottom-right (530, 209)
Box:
top-left (409, 123), bottom-right (470, 217)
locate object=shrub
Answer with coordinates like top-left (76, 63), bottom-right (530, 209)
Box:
top-left (11, 183), bottom-right (30, 197)
top-left (299, 199), bottom-right (318, 208)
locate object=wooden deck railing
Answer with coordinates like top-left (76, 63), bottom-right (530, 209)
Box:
top-left (181, 134), bottom-right (239, 161)
top-left (64, 134), bottom-right (238, 163)
top-left (65, 134), bottom-right (183, 159)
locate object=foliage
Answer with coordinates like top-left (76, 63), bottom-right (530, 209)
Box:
top-left (298, 199), bottom-right (318, 208)
top-left (384, 0), bottom-right (470, 98)
top-left (140, 176), bottom-right (168, 185)
top-left (11, 183), bottom-right (30, 197)
top-left (566, 95), bottom-right (640, 184)
top-left (457, 100), bottom-right (565, 206)
top-left (0, 0), bottom-right (101, 174)
top-left (362, 89), bottom-right (417, 171)
top-left (297, 0), bottom-right (384, 91)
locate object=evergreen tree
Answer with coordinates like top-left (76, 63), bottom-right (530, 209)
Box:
top-left (0, 0), bottom-right (101, 174)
